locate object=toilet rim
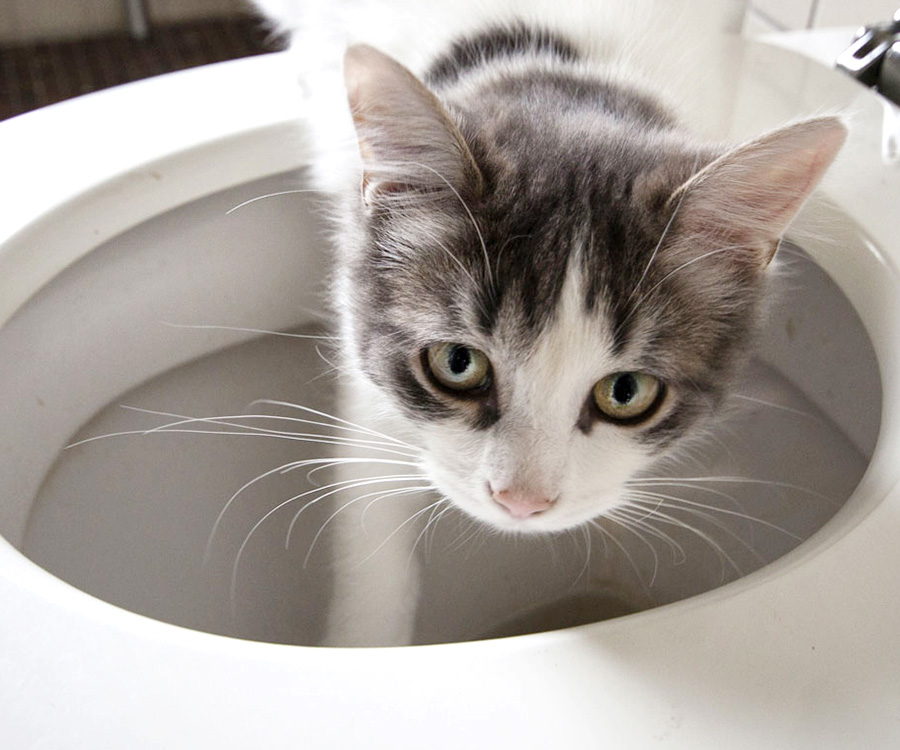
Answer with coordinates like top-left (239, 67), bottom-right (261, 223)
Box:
top-left (2, 43), bottom-right (900, 747)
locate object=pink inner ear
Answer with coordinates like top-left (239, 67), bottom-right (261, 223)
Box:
top-left (673, 117), bottom-right (847, 260)
top-left (343, 43), bottom-right (483, 199)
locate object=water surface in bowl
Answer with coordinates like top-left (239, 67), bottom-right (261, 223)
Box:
top-left (24, 315), bottom-right (872, 645)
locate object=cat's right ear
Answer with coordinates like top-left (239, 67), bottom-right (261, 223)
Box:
top-left (669, 116), bottom-right (847, 269)
top-left (344, 44), bottom-right (483, 205)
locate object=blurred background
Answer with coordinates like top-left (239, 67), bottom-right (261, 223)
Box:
top-left (1, 0), bottom-right (898, 121)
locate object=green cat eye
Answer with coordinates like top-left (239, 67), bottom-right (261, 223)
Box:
top-left (426, 343), bottom-right (491, 392)
top-left (593, 371), bottom-right (662, 422)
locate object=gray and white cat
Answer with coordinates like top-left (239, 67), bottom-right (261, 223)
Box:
top-left (253, 0), bottom-right (846, 645)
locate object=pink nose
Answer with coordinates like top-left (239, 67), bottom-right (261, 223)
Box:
top-left (492, 487), bottom-right (554, 519)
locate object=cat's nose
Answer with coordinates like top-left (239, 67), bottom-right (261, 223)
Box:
top-left (491, 487), bottom-right (555, 519)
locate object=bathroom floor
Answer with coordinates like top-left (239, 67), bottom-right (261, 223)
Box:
top-left (0, 16), bottom-right (285, 122)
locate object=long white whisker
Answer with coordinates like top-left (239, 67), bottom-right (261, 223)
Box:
top-left (403, 498), bottom-right (453, 571)
top-left (286, 474), bottom-right (425, 550)
top-left (123, 404), bottom-right (418, 451)
top-left (230, 490), bottom-right (305, 615)
top-left (226, 188), bottom-right (320, 215)
top-left (82, 406), bottom-right (422, 459)
top-left (626, 180), bottom-right (691, 305)
top-left (628, 491), bottom-right (803, 542)
top-left (357, 495), bottom-right (445, 569)
top-left (731, 394), bottom-right (819, 421)
top-left (207, 459), bottom-right (309, 564)
top-left (70, 423), bottom-right (419, 459)
top-left (248, 399), bottom-right (418, 450)
top-left (303, 485), bottom-right (433, 569)
top-left (207, 457), bottom-right (418, 561)
top-left (230, 475), bottom-right (428, 609)
top-left (629, 475), bottom-right (830, 500)
top-left (404, 160), bottom-right (493, 289)
top-left (570, 524), bottom-right (592, 589)
top-left (616, 502), bottom-right (688, 564)
top-left (625, 506), bottom-right (745, 576)
top-left (605, 510), bottom-right (662, 587)
top-left (412, 498), bottom-right (453, 562)
top-left (618, 244), bottom-right (744, 333)
top-left (588, 519), bottom-right (652, 598)
top-left (159, 322), bottom-right (338, 341)
top-left (303, 456), bottom-right (420, 485)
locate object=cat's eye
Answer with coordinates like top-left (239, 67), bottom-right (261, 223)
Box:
top-left (425, 343), bottom-right (491, 392)
top-left (593, 371), bottom-right (662, 422)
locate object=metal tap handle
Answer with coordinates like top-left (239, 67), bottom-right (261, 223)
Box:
top-left (835, 9), bottom-right (900, 88)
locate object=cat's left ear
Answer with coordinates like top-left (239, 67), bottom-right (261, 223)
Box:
top-left (344, 44), bottom-right (483, 204)
top-left (671, 117), bottom-right (847, 268)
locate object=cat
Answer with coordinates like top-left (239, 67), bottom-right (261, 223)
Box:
top-left (251, 0), bottom-right (846, 646)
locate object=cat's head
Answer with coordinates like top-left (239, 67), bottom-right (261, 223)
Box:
top-left (337, 43), bottom-right (846, 533)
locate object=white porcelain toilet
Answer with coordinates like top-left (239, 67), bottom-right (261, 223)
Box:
top-left (1, 30), bottom-right (899, 747)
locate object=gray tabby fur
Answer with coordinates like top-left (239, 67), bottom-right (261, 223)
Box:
top-left (339, 27), bottom-right (841, 449)
top-left (252, 2), bottom-right (846, 645)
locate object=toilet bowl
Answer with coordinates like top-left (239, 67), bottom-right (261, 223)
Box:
top-left (1, 34), bottom-right (899, 747)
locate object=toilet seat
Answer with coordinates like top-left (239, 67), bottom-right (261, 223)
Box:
top-left (1, 37), bottom-right (899, 748)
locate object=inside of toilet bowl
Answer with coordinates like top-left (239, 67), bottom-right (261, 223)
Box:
top-left (0, 170), bottom-right (882, 647)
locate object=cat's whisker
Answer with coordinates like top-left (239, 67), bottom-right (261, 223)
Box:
top-left (629, 480), bottom-right (752, 516)
top-left (604, 509), bottom-right (662, 587)
top-left (643, 244), bottom-right (745, 300)
top-left (208, 458), bottom-right (311, 565)
top-left (629, 488), bottom-right (757, 546)
top-left (229, 486), bottom-right (310, 615)
top-left (303, 456), bottom-right (420, 486)
top-left (356, 493), bottom-right (443, 571)
top-left (308, 343), bottom-right (352, 383)
top-left (621, 503), bottom-right (748, 576)
top-left (588, 519), bottom-right (654, 599)
top-left (663, 503), bottom-right (770, 570)
top-left (629, 474), bottom-right (830, 499)
top-left (284, 474), bottom-right (423, 549)
top-left (410, 497), bottom-right (446, 562)
top-left (567, 523), bottom-right (593, 590)
top-left (418, 500), bottom-right (455, 562)
top-left (229, 473), bottom-right (430, 608)
top-left (445, 515), bottom-right (482, 554)
top-left (614, 502), bottom-right (688, 565)
top-left (432, 236), bottom-right (481, 295)
top-left (632, 477), bottom-right (834, 520)
top-left (493, 233), bottom-right (532, 281)
top-left (120, 403), bottom-right (397, 443)
top-left (285, 473), bottom-right (427, 552)
top-left (76, 418), bottom-right (421, 459)
top-left (452, 518), bottom-right (491, 560)
top-left (247, 399), bottom-right (420, 451)
top-left (403, 159), bottom-right (494, 290)
top-left (628, 490), bottom-right (803, 543)
top-left (398, 498), bottom-right (452, 571)
top-left (616, 243), bottom-right (747, 334)
top-left (303, 484), bottom-right (434, 569)
top-left (225, 188), bottom-right (321, 215)
top-left (682, 375), bottom-right (718, 416)
top-left (625, 176), bottom-right (692, 306)
top-left (207, 457), bottom-right (418, 562)
top-left (159, 321), bottom-right (339, 341)
top-left (731, 394), bottom-right (819, 422)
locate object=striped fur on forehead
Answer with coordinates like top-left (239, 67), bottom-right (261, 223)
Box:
top-left (348, 137), bottom-right (751, 432)
top-left (342, 22), bottom-right (844, 449)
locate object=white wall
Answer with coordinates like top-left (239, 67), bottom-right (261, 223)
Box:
top-left (3, 1), bottom-right (898, 45)
top-left (0, 0), bottom-right (247, 44)
top-left (747, 0), bottom-right (898, 33)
